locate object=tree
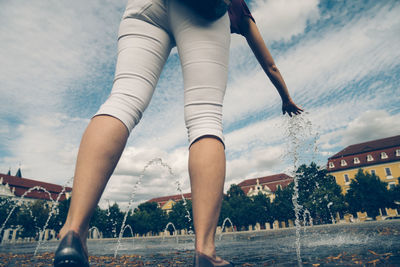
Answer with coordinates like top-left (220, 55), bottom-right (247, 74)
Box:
top-left (167, 200), bottom-right (193, 232)
top-left (272, 184), bottom-right (295, 222)
top-left (17, 200), bottom-right (51, 238)
top-left (295, 162), bottom-right (346, 224)
top-left (92, 202), bottom-right (124, 238)
top-left (0, 197), bottom-right (20, 240)
top-left (250, 193), bottom-right (274, 225)
top-left (222, 184), bottom-right (256, 229)
top-left (388, 177), bottom-right (400, 208)
top-left (51, 198), bottom-right (71, 234)
top-left (127, 201), bottom-right (168, 235)
top-left (346, 169), bottom-right (392, 218)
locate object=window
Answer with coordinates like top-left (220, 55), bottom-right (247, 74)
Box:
top-left (367, 154), bottom-right (374, 161)
top-left (388, 183), bottom-right (396, 190)
top-left (341, 160), bottom-right (347, 166)
top-left (381, 152), bottom-right (388, 159)
top-left (344, 174), bottom-right (350, 184)
top-left (396, 149), bottom-right (400, 156)
top-left (370, 169), bottom-right (376, 176)
top-left (329, 162), bottom-right (335, 168)
top-left (385, 167), bottom-right (392, 177)
top-left (354, 157), bottom-right (360, 164)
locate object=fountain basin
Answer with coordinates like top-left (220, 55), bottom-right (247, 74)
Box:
top-left (1, 220), bottom-right (399, 266)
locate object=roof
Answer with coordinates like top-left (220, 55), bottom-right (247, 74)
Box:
top-left (238, 173), bottom-right (293, 195)
top-left (0, 173), bottom-right (72, 202)
top-left (148, 193), bottom-right (192, 207)
top-left (327, 146), bottom-right (400, 172)
top-left (329, 135), bottom-right (400, 159)
top-left (237, 173), bottom-right (292, 187)
top-left (147, 173), bottom-right (293, 206)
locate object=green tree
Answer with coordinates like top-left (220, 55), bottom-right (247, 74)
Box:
top-left (92, 203), bottom-right (124, 238)
top-left (0, 197), bottom-right (20, 239)
top-left (296, 163), bottom-right (346, 224)
top-left (168, 200), bottom-right (193, 231)
top-left (345, 169), bottom-right (392, 218)
top-left (272, 184), bottom-right (295, 222)
top-left (127, 201), bottom-right (168, 235)
top-left (50, 198), bottom-right (71, 234)
top-left (388, 178), bottom-right (400, 213)
top-left (17, 200), bottom-right (51, 238)
top-left (223, 184), bottom-right (255, 229)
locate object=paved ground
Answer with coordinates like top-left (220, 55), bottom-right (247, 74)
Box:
top-left (0, 249), bottom-right (399, 266)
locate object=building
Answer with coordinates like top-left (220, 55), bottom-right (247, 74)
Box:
top-left (148, 173), bottom-right (293, 213)
top-left (148, 193), bottom-right (192, 214)
top-left (237, 173), bottom-right (293, 200)
top-left (0, 173), bottom-right (72, 203)
top-left (327, 135), bottom-right (400, 194)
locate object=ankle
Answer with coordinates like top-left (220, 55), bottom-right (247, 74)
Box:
top-left (195, 244), bottom-right (216, 258)
top-left (60, 224), bottom-right (88, 241)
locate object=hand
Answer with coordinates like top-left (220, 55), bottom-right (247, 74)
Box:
top-left (282, 99), bottom-right (304, 117)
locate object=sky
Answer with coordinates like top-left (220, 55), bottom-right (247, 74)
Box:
top-left (1, 0), bottom-right (399, 209)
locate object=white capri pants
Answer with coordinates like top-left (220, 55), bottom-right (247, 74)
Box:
top-left (95, 0), bottom-right (231, 147)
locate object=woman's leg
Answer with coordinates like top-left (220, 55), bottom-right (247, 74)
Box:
top-left (60, 115), bottom-right (128, 244)
top-left (189, 137), bottom-right (226, 258)
top-left (59, 15), bottom-right (173, 248)
top-left (170, 0), bottom-right (231, 259)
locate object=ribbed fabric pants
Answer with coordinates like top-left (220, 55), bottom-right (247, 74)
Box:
top-left (95, 0), bottom-right (231, 146)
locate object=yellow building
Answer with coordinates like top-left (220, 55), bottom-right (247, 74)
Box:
top-left (148, 193), bottom-right (192, 214)
top-left (327, 135), bottom-right (400, 217)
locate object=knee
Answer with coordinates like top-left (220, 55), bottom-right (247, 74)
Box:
top-left (185, 104), bottom-right (225, 148)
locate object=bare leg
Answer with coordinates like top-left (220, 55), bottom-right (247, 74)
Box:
top-left (59, 115), bottom-right (129, 248)
top-left (189, 137), bottom-right (227, 261)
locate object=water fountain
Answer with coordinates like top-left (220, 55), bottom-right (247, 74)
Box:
top-left (175, 180), bottom-right (193, 235)
top-left (114, 158), bottom-right (193, 257)
top-left (0, 186), bottom-right (55, 237)
top-left (219, 217), bottom-right (234, 241)
top-left (302, 209), bottom-right (313, 232)
top-left (34, 177), bottom-right (73, 256)
top-left (327, 202), bottom-right (336, 224)
top-left (284, 113), bottom-right (319, 266)
top-left (88, 226), bottom-right (101, 239)
top-left (162, 222), bottom-right (179, 243)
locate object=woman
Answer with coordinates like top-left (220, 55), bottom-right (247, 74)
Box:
top-left (54, 0), bottom-right (302, 266)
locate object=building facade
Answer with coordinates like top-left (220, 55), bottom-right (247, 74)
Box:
top-left (237, 173), bottom-right (293, 201)
top-left (0, 173), bottom-right (72, 203)
top-left (148, 193), bottom-right (192, 214)
top-left (327, 135), bottom-right (400, 194)
top-left (148, 173), bottom-right (293, 213)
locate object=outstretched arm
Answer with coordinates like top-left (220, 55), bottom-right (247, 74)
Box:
top-left (239, 17), bottom-right (303, 117)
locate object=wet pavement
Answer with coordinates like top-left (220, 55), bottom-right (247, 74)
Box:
top-left (1, 220), bottom-right (399, 266)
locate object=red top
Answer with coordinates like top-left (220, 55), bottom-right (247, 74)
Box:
top-left (228, 0), bottom-right (255, 35)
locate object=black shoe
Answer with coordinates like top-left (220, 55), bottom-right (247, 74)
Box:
top-left (54, 231), bottom-right (89, 267)
top-left (193, 251), bottom-right (234, 267)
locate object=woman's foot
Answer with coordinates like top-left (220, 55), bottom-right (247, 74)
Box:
top-left (58, 224), bottom-right (88, 257)
top-left (194, 251), bottom-right (234, 267)
top-left (54, 230), bottom-right (89, 267)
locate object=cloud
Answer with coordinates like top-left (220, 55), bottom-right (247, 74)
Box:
top-left (1, 114), bottom-right (88, 183)
top-left (319, 110), bottom-right (400, 150)
top-left (0, 0), bottom-right (125, 118)
top-left (101, 146), bottom-right (190, 208)
top-left (252, 0), bottom-right (320, 42)
top-left (224, 1), bottom-right (400, 125)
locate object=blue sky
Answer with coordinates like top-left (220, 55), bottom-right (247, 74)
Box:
top-left (1, 0), bottom-right (399, 208)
